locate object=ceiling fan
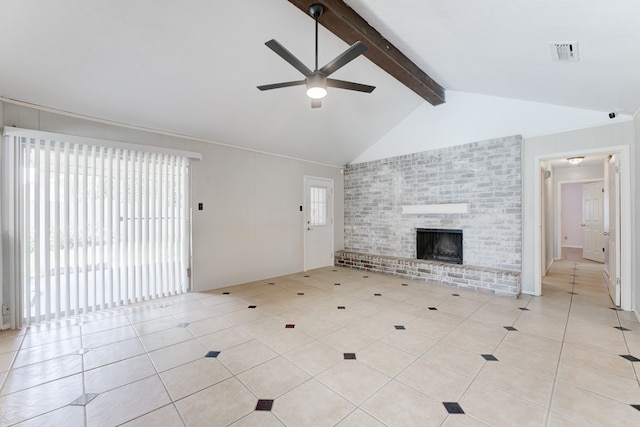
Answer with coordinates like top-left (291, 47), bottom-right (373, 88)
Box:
top-left (257, 3), bottom-right (375, 108)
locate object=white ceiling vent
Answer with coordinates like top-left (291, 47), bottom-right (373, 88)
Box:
top-left (550, 42), bottom-right (579, 61)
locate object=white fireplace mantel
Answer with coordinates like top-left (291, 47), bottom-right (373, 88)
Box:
top-left (401, 203), bottom-right (470, 215)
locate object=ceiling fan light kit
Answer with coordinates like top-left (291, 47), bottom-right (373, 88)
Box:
top-left (306, 73), bottom-right (327, 99)
top-left (567, 156), bottom-right (585, 165)
top-left (257, 3), bottom-right (375, 108)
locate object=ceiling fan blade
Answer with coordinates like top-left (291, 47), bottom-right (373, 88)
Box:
top-left (257, 80), bottom-right (305, 91)
top-left (265, 39), bottom-right (313, 76)
top-left (311, 99), bottom-right (322, 108)
top-left (327, 78), bottom-right (376, 93)
top-left (319, 41), bottom-right (368, 77)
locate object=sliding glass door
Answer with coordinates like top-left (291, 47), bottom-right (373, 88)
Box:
top-left (13, 133), bottom-right (190, 324)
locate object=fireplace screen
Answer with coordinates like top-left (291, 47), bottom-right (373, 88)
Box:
top-left (416, 228), bottom-right (463, 264)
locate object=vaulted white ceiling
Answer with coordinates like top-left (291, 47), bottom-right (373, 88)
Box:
top-left (1, 0), bottom-right (638, 166)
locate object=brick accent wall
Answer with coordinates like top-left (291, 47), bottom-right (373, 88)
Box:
top-left (344, 136), bottom-right (522, 272)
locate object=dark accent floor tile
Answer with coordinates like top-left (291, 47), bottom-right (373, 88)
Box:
top-left (567, 291), bottom-right (578, 295)
top-left (451, 293), bottom-right (460, 297)
top-left (374, 293), bottom-right (382, 296)
top-left (363, 276), bottom-right (369, 278)
top-left (443, 402), bottom-right (465, 414)
top-left (304, 275), bottom-right (310, 278)
top-left (631, 404), bottom-right (640, 411)
top-left (332, 269), bottom-right (338, 272)
top-left (344, 353), bottom-right (356, 360)
top-left (394, 325), bottom-right (406, 330)
top-left (614, 326), bottom-right (632, 331)
top-left (222, 292), bottom-right (230, 295)
top-left (285, 324), bottom-right (295, 329)
top-left (268, 282), bottom-right (275, 285)
top-left (519, 307), bottom-right (530, 311)
top-left (297, 293), bottom-right (304, 296)
top-left (401, 283), bottom-right (409, 286)
top-left (256, 399), bottom-right (274, 411)
top-left (428, 307), bottom-right (438, 311)
top-left (504, 326), bottom-right (518, 331)
top-left (70, 393), bottom-right (99, 406)
top-left (482, 354), bottom-right (498, 361)
top-left (620, 355), bottom-right (640, 362)
top-left (205, 351), bottom-right (221, 358)
top-left (334, 283), bottom-right (341, 286)
top-left (337, 306), bottom-right (346, 310)
top-left (248, 305), bottom-right (257, 309)
top-left (177, 323), bottom-right (190, 328)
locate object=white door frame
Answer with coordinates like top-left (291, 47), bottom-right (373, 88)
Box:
top-left (303, 176), bottom-right (334, 271)
top-left (533, 145), bottom-right (632, 310)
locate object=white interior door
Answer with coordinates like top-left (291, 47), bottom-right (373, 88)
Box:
top-left (304, 177), bottom-right (333, 271)
top-left (582, 181), bottom-right (605, 262)
top-left (607, 156), bottom-right (621, 305)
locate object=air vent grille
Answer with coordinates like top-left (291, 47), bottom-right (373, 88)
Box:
top-left (550, 42), bottom-right (579, 62)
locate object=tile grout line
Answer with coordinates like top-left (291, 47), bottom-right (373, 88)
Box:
top-left (543, 261), bottom-right (579, 427)
top-left (0, 330), bottom-right (27, 394)
top-left (444, 292), bottom-right (535, 426)
top-left (125, 307), bottom-right (190, 427)
top-left (611, 296), bottom-right (640, 390)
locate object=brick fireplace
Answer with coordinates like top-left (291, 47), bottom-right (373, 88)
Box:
top-left (338, 135), bottom-right (522, 297)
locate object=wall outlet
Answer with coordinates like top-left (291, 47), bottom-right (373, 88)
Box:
top-left (1, 305), bottom-right (9, 315)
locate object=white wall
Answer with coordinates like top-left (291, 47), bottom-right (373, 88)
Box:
top-left (0, 103), bottom-right (344, 297)
top-left (352, 91), bottom-right (629, 164)
top-left (523, 121), bottom-right (635, 299)
top-left (188, 142), bottom-right (344, 290)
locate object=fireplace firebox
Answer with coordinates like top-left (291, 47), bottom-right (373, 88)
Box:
top-left (417, 228), bottom-right (463, 264)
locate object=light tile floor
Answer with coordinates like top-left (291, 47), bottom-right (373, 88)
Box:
top-left (1, 261), bottom-right (639, 426)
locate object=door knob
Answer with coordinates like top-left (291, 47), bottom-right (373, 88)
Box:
top-left (603, 232), bottom-right (610, 236)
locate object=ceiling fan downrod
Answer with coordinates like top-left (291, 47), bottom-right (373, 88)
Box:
top-left (309, 4), bottom-right (324, 72)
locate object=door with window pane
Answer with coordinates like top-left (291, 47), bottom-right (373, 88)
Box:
top-left (304, 177), bottom-right (333, 270)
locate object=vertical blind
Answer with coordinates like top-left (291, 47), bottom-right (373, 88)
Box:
top-left (15, 134), bottom-right (190, 324)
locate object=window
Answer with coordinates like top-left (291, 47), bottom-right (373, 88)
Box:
top-left (309, 185), bottom-right (327, 226)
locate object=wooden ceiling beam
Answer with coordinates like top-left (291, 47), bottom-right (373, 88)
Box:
top-left (287, 0), bottom-right (445, 105)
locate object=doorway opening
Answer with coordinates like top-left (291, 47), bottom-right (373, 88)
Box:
top-left (558, 180), bottom-right (605, 263)
top-left (535, 147), bottom-right (629, 309)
